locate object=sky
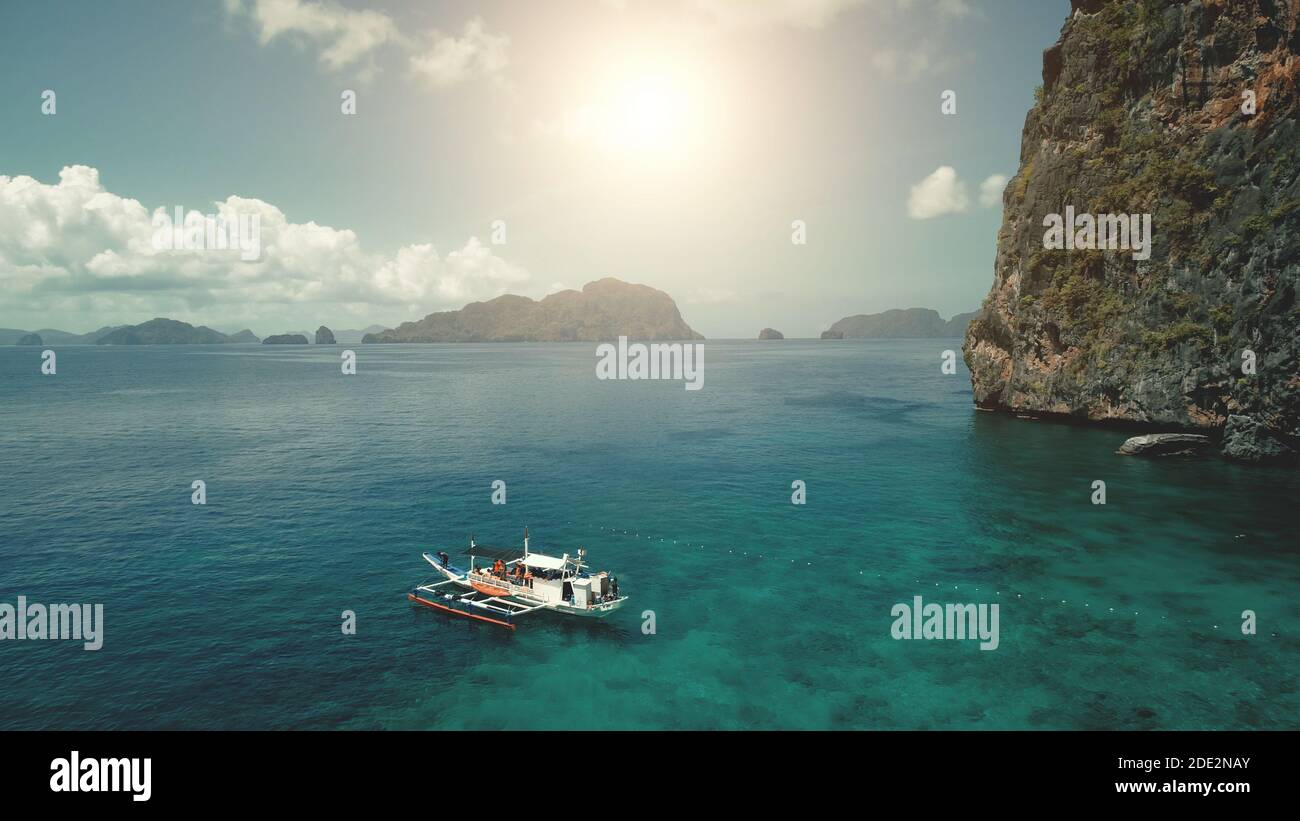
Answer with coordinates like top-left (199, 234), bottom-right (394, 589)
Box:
top-left (0, 0), bottom-right (1068, 338)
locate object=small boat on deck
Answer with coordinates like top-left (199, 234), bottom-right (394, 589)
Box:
top-left (409, 528), bottom-right (627, 630)
top-left (470, 578), bottom-right (511, 597)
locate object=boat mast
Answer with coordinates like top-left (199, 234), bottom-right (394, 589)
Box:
top-left (523, 525), bottom-right (529, 558)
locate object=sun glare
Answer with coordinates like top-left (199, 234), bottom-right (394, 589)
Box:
top-left (560, 49), bottom-right (720, 167)
top-left (613, 73), bottom-right (687, 152)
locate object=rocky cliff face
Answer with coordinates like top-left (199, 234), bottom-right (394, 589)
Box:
top-left (364, 278), bottom-right (703, 343)
top-left (945, 311), bottom-right (983, 336)
top-left (965, 0), bottom-right (1299, 449)
top-left (315, 326), bottom-right (336, 344)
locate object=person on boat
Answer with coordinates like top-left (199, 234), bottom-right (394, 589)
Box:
top-left (611, 577), bottom-right (619, 598)
top-left (437, 551), bottom-right (450, 567)
top-left (492, 559), bottom-right (505, 577)
top-left (523, 568), bottom-right (533, 588)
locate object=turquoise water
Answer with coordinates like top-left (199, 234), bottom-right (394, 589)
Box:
top-left (0, 341), bottom-right (1296, 730)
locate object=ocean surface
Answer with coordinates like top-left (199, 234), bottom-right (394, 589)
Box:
top-left (1, 340), bottom-right (1296, 730)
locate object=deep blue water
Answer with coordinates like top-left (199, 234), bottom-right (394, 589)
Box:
top-left (1, 340), bottom-right (1296, 729)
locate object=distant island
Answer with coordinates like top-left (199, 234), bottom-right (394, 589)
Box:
top-left (3, 320), bottom-right (358, 346)
top-left (0, 326), bottom-right (126, 345)
top-left (821, 308), bottom-right (980, 339)
top-left (0, 280), bottom-right (707, 346)
top-left (333, 326), bottom-right (387, 344)
top-left (97, 318), bottom-right (231, 345)
top-left (364, 277), bottom-right (702, 343)
top-left (758, 328), bottom-right (784, 340)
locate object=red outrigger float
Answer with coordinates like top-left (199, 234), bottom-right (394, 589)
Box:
top-left (407, 590), bottom-right (516, 630)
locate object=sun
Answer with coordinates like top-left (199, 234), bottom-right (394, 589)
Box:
top-left (610, 72), bottom-right (689, 154)
top-left (559, 51), bottom-right (714, 166)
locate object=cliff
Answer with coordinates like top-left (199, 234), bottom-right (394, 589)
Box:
top-left (315, 326), bottom-right (336, 344)
top-left (758, 328), bottom-right (784, 339)
top-left (263, 334), bottom-right (309, 345)
top-left (364, 278), bottom-right (703, 343)
top-left (964, 0), bottom-right (1300, 450)
top-left (945, 311), bottom-right (982, 337)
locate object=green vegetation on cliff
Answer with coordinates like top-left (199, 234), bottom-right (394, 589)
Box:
top-left (965, 0), bottom-right (1299, 447)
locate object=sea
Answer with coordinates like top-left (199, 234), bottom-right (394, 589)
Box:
top-left (1, 340), bottom-right (1296, 729)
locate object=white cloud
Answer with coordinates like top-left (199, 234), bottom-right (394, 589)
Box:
top-left (935, 0), bottom-right (974, 17)
top-left (870, 39), bottom-right (968, 80)
top-left (228, 3), bottom-right (508, 89)
top-left (907, 166), bottom-right (969, 219)
top-left (232, 0), bottom-right (398, 71)
top-left (0, 166), bottom-right (530, 327)
top-left (978, 174), bottom-right (1008, 208)
top-left (870, 48), bottom-right (934, 80)
top-left (606, 0), bottom-right (963, 29)
top-left (896, 0), bottom-right (973, 19)
top-left (409, 17), bottom-right (509, 88)
top-left (688, 0), bottom-right (868, 29)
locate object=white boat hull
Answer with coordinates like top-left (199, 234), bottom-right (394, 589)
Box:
top-left (552, 597), bottom-right (627, 618)
top-left (423, 552), bottom-right (628, 619)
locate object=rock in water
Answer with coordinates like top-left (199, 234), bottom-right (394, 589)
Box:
top-left (758, 328), bottom-right (784, 340)
top-left (963, 1), bottom-right (1300, 451)
top-left (263, 334), bottom-right (309, 345)
top-left (229, 329), bottom-right (260, 343)
top-left (16, 333), bottom-right (43, 346)
top-left (1116, 433), bottom-right (1213, 457)
top-left (1221, 415), bottom-right (1295, 463)
top-left (315, 326), bottom-right (336, 344)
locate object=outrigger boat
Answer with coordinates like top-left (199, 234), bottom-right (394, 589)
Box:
top-left (408, 528), bottom-right (627, 630)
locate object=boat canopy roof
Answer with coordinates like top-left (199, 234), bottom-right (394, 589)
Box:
top-left (463, 545), bottom-right (523, 561)
top-left (521, 553), bottom-right (567, 570)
